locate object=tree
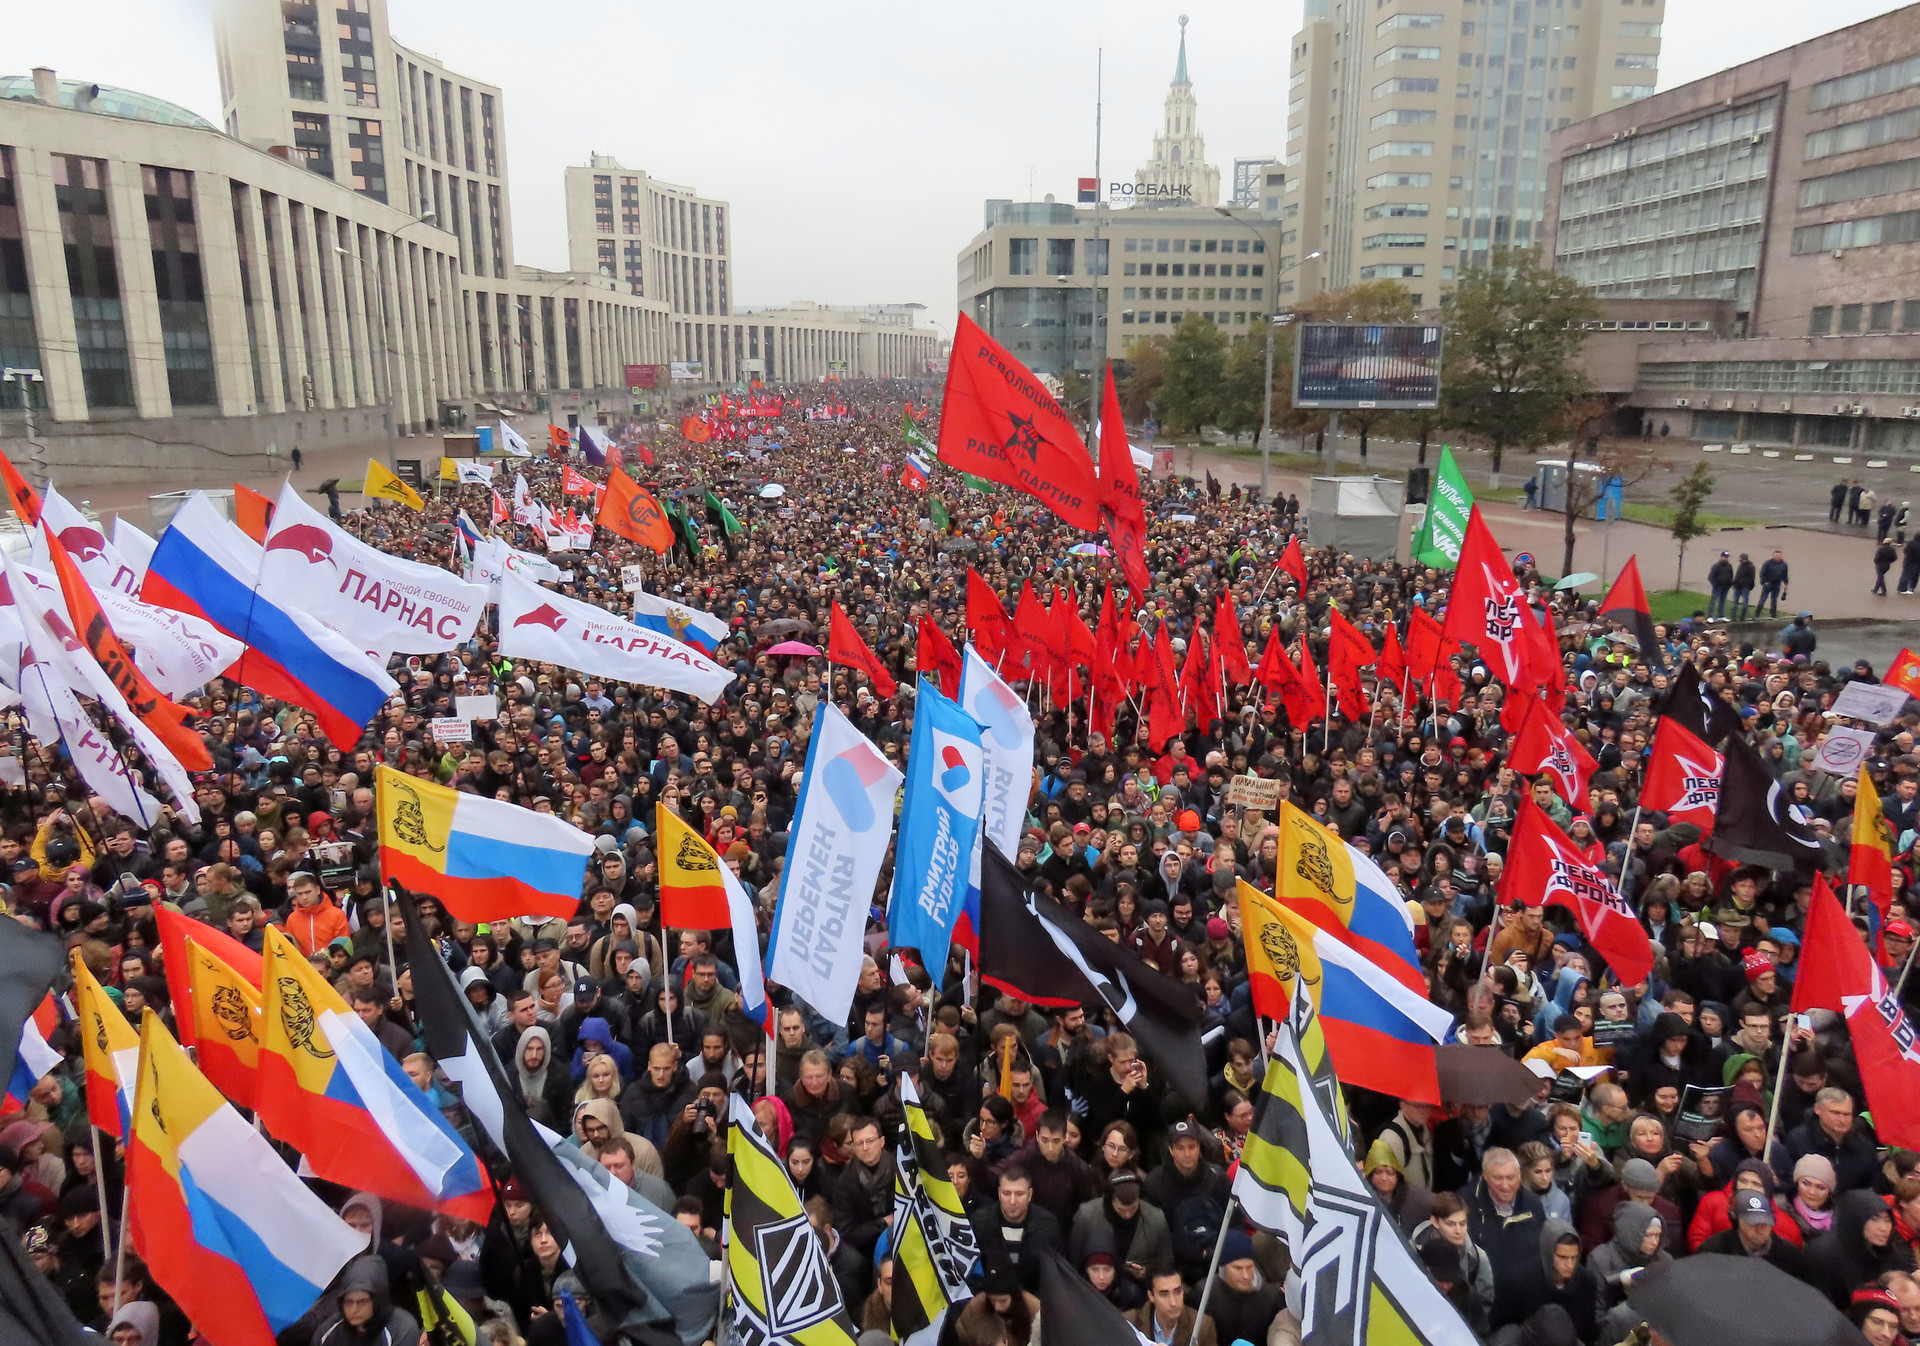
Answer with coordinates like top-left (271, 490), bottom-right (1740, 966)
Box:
top-left (1296, 281), bottom-right (1416, 460)
top-left (1440, 250), bottom-right (1600, 475)
top-left (1056, 366), bottom-right (1094, 437)
top-left (1116, 340), bottom-right (1166, 423)
top-left (1668, 462), bottom-right (1715, 591)
top-left (1157, 313), bottom-right (1228, 434)
top-left (1555, 404), bottom-right (1662, 577)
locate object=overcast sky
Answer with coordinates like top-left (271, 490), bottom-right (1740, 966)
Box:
top-left (13, 0), bottom-right (1914, 334)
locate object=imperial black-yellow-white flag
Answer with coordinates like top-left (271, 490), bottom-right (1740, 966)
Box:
top-left (1237, 979), bottom-right (1479, 1346)
top-left (725, 1096), bottom-right (860, 1346)
top-left (890, 1075), bottom-right (979, 1340)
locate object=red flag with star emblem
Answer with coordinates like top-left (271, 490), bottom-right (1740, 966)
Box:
top-left (1510, 700), bottom-right (1598, 808)
top-left (1440, 506), bottom-right (1524, 685)
top-left (936, 313), bottom-right (1102, 530)
top-left (1642, 715), bottom-right (1722, 837)
top-left (1501, 797), bottom-right (1653, 988)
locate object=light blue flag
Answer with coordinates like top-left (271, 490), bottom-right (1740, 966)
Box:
top-left (886, 679), bottom-right (986, 972)
top-left (955, 645), bottom-right (1035, 953)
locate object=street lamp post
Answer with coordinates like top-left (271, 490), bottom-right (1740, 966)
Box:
top-left (1215, 207), bottom-right (1318, 498)
top-left (337, 210), bottom-right (436, 475)
top-left (2, 367), bottom-right (45, 486)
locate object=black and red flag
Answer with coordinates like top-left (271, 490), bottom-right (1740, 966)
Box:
top-left (1598, 556), bottom-right (1663, 670)
top-left (937, 313), bottom-right (1103, 530)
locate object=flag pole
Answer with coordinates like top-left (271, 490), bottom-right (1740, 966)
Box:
top-left (112, 1173), bottom-right (130, 1311)
top-left (663, 925), bottom-right (676, 1049)
top-left (1895, 932), bottom-right (1920, 999)
top-left (90, 1127), bottom-right (113, 1286)
top-left (1611, 803), bottom-right (1644, 910)
top-left (1186, 1195), bottom-right (1237, 1346)
top-left (1762, 1031), bottom-right (1795, 1158)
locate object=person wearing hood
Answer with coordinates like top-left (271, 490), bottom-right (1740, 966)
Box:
top-left (1363, 1137), bottom-right (1434, 1235)
top-left (456, 965), bottom-right (505, 1035)
top-left (103, 1300), bottom-right (160, 1346)
top-left (1805, 1189), bottom-right (1917, 1308)
top-left (1489, 1218), bottom-right (1598, 1344)
top-left (626, 979), bottom-right (706, 1060)
top-left (568, 1012), bottom-right (633, 1083)
top-left (1586, 1202), bottom-right (1669, 1338)
top-left (312, 1254), bottom-right (422, 1346)
top-left (1075, 1218), bottom-right (1146, 1312)
top-left (511, 1025), bottom-right (573, 1126)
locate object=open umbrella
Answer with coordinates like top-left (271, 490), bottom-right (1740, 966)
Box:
top-left (1069, 543), bottom-right (1111, 556)
top-left (766, 641), bottom-right (820, 657)
top-left (754, 617), bottom-right (815, 638)
top-left (1628, 1254), bottom-right (1856, 1346)
top-left (1554, 572), bottom-right (1598, 591)
top-left (759, 483), bottom-right (786, 498)
top-left (1435, 1043), bottom-right (1545, 1108)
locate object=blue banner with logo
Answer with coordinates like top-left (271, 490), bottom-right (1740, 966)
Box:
top-left (886, 679), bottom-right (986, 973)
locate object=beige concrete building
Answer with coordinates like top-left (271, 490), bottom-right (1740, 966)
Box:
top-left (955, 199), bottom-right (1282, 378)
top-left (1283, 0), bottom-right (1663, 305)
top-left (0, 68), bottom-right (667, 485)
top-left (1542, 6), bottom-right (1920, 457)
top-left (1127, 17), bottom-right (1223, 209)
top-left (563, 154), bottom-right (939, 384)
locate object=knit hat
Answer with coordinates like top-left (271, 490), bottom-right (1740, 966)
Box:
top-left (1742, 948), bottom-right (1774, 982)
top-left (1176, 810), bottom-right (1202, 832)
top-left (1221, 1230), bottom-right (1255, 1265)
top-left (1620, 1158), bottom-right (1661, 1193)
top-left (1793, 1153), bottom-right (1837, 1189)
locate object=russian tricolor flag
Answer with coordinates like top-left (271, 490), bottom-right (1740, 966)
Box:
top-left (141, 492), bottom-right (396, 749)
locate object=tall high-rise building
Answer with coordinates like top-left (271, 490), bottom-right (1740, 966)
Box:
top-left (1282, 0), bottom-right (1664, 305)
top-left (1131, 17), bottom-right (1222, 208)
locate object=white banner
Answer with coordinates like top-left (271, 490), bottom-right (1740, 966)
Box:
top-left (959, 644), bottom-right (1034, 863)
top-left (468, 536), bottom-right (562, 592)
top-left (494, 571), bottom-right (735, 702)
top-left (65, 572), bottom-right (242, 697)
top-left (498, 420), bottom-right (532, 457)
top-left (429, 717), bottom-right (473, 744)
top-left (262, 484), bottom-right (488, 652)
top-left (766, 702), bottom-right (902, 1026)
top-left (450, 458), bottom-right (496, 486)
top-left (34, 486), bottom-right (143, 598)
top-left (1832, 679), bottom-right (1913, 727)
top-left (112, 517), bottom-right (156, 584)
top-left (1812, 725), bottom-right (1879, 777)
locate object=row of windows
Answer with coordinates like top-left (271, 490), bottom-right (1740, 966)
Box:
top-left (1362, 232), bottom-right (1429, 248)
top-left (1800, 156), bottom-right (1920, 209)
top-left (1377, 45), bottom-right (1443, 66)
top-left (1372, 108), bottom-right (1437, 128)
top-left (1638, 359), bottom-right (1920, 395)
top-left (1121, 286), bottom-right (1264, 302)
top-left (1811, 52), bottom-right (1920, 113)
top-left (1370, 140), bottom-right (1435, 159)
top-left (1561, 98), bottom-right (1778, 185)
top-left (1376, 13), bottom-right (1444, 34)
top-left (1121, 261), bottom-right (1266, 278)
top-left (1119, 310), bottom-right (1259, 326)
top-left (1808, 300), bottom-right (1920, 336)
top-left (1121, 236), bottom-right (1264, 253)
top-left (1367, 171), bottom-right (1434, 189)
top-left (1374, 77), bottom-right (1441, 97)
top-left (1365, 202), bottom-right (1431, 218)
top-left (1805, 106), bottom-right (1920, 162)
top-left (1792, 208), bottom-right (1920, 254)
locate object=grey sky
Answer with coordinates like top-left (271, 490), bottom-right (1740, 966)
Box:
top-left (11, 0), bottom-right (1914, 334)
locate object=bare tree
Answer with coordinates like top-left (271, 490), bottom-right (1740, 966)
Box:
top-left (1557, 400), bottom-right (1663, 577)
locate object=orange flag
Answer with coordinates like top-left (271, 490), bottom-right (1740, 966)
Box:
top-left (233, 483), bottom-right (274, 543)
top-left (0, 447), bottom-right (211, 770)
top-left (597, 467), bottom-right (673, 553)
top-left (828, 601), bottom-right (898, 697)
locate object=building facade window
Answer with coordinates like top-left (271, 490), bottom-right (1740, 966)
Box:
top-left (53, 155), bottom-right (131, 409)
top-left (1806, 106), bottom-right (1920, 161)
top-left (336, 4), bottom-right (378, 106)
top-left (1046, 238), bottom-right (1075, 275)
top-left (143, 166), bottom-right (215, 406)
top-left (0, 148), bottom-right (39, 410)
top-left (480, 94), bottom-right (498, 176)
top-left (345, 117), bottom-right (385, 201)
top-left (1008, 238), bottom-right (1038, 275)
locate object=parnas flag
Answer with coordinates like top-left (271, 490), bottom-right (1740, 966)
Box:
top-left (886, 679), bottom-right (985, 973)
top-left (496, 570), bottom-right (735, 702)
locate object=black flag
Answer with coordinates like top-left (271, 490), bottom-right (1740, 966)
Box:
top-left (0, 915), bottom-right (63, 1093)
top-left (1037, 1249), bottom-right (1150, 1346)
top-left (1703, 734), bottom-right (1826, 872)
top-left (1662, 661), bottom-right (1743, 748)
top-left (978, 847), bottom-right (1209, 1108)
top-left (397, 886), bottom-right (684, 1346)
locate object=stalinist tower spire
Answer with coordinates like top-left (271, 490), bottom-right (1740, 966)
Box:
top-left (1132, 16), bottom-right (1221, 207)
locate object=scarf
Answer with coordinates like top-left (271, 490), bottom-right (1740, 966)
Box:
top-left (1794, 1194), bottom-right (1834, 1233)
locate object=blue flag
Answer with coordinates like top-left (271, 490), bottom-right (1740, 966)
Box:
top-left (886, 679), bottom-right (986, 972)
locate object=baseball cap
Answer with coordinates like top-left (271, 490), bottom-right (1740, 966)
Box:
top-left (1733, 1190), bottom-right (1774, 1226)
top-left (1888, 920), bottom-right (1915, 940)
top-left (573, 978), bottom-right (600, 1000)
top-left (1167, 1119), bottom-right (1202, 1142)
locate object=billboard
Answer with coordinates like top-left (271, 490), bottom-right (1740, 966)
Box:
top-left (624, 364), bottom-right (659, 390)
top-left (668, 361), bottom-right (703, 380)
top-left (1292, 323), bottom-right (1443, 410)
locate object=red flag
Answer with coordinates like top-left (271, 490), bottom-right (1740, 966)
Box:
top-left (1406, 605), bottom-right (1463, 709)
top-left (489, 489), bottom-right (509, 526)
top-left (1012, 580), bottom-right (1051, 679)
top-left (1642, 717), bottom-right (1722, 836)
top-left (0, 448), bottom-right (211, 772)
top-left (561, 464), bottom-right (595, 496)
top-left (233, 483), bottom-right (275, 543)
top-left (1097, 367), bottom-right (1151, 598)
top-left (1276, 536), bottom-right (1307, 590)
top-left (597, 468), bottom-right (674, 553)
top-left (1090, 586), bottom-right (1127, 740)
top-left (1502, 797), bottom-right (1653, 988)
top-left (1214, 591), bottom-right (1252, 685)
top-left (827, 601), bottom-right (898, 697)
top-left (631, 442), bottom-right (654, 468)
top-left (1887, 647), bottom-right (1920, 700)
top-left (1509, 700), bottom-right (1598, 808)
top-left (966, 567), bottom-right (1011, 663)
top-left (1794, 874), bottom-right (1920, 1151)
top-left (1327, 609), bottom-right (1376, 722)
top-left (1377, 621), bottom-right (1408, 690)
top-left (1256, 628), bottom-right (1318, 726)
top-left (1297, 632), bottom-right (1323, 729)
top-left (1042, 588), bottom-right (1078, 702)
top-left (1440, 506), bottom-right (1524, 685)
top-left (1062, 586), bottom-right (1095, 675)
top-left (1598, 555), bottom-right (1663, 667)
top-left (936, 313), bottom-right (1102, 530)
top-left (916, 615), bottom-right (962, 698)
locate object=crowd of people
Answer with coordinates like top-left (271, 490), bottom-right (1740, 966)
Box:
top-left (4, 379), bottom-right (1918, 1346)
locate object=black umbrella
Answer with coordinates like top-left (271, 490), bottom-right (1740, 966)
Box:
top-left (1435, 1043), bottom-right (1544, 1108)
top-left (1628, 1254), bottom-right (1856, 1346)
top-left (754, 617), bottom-right (815, 638)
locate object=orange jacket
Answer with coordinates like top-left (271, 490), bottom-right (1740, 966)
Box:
top-left (285, 895), bottom-right (351, 957)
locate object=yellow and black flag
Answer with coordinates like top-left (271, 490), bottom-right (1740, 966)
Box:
top-left (725, 1096), bottom-right (860, 1346)
top-left (890, 1075), bottom-right (979, 1340)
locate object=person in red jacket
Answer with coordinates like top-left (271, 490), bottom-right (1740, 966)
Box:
top-left (284, 871), bottom-right (351, 957)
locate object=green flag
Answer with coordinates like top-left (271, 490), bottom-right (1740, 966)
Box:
top-left (1412, 445), bottom-right (1474, 569)
top-left (702, 487), bottom-right (743, 537)
top-left (961, 472), bottom-right (995, 494)
top-left (903, 409), bottom-right (936, 454)
top-left (930, 497), bottom-right (950, 531)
